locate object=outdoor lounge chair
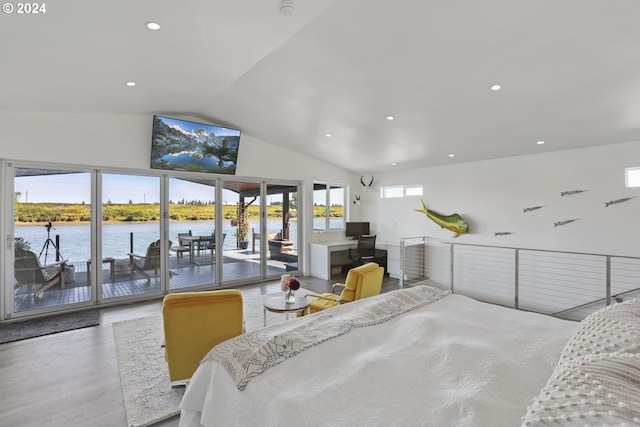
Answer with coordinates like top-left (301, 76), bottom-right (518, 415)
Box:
top-left (129, 240), bottom-right (172, 282)
top-left (14, 247), bottom-right (69, 299)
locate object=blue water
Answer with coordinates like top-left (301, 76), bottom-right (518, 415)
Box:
top-left (15, 218), bottom-right (345, 263)
top-left (15, 220), bottom-right (298, 263)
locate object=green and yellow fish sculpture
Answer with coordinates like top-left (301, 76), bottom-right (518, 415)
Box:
top-left (415, 199), bottom-right (469, 238)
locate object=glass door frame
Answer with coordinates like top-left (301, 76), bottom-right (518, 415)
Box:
top-left (3, 161), bottom-right (98, 320)
top-left (2, 159), bottom-right (303, 321)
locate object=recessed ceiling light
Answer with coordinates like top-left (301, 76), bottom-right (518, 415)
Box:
top-left (448, 154), bottom-right (455, 158)
top-left (537, 140), bottom-right (545, 145)
top-left (391, 162), bottom-right (397, 166)
top-left (146, 22), bottom-right (160, 30)
top-left (325, 133), bottom-right (332, 137)
top-left (386, 115), bottom-right (395, 120)
top-left (279, 0), bottom-right (294, 16)
top-left (490, 84), bottom-right (501, 91)
top-left (125, 81), bottom-right (136, 87)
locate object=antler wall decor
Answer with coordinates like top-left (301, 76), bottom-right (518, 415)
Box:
top-left (353, 194), bottom-right (361, 205)
top-left (360, 175), bottom-right (374, 192)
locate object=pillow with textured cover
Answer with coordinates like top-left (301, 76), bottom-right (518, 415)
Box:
top-left (521, 300), bottom-right (640, 426)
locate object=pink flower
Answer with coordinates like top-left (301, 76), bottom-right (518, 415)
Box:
top-left (289, 276), bottom-right (301, 291)
top-left (280, 274), bottom-right (291, 291)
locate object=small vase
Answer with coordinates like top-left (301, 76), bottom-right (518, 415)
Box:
top-left (286, 289), bottom-right (296, 303)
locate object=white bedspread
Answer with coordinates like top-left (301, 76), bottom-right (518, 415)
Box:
top-left (180, 291), bottom-right (577, 427)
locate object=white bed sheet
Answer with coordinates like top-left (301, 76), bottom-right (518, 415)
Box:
top-left (180, 293), bottom-right (577, 427)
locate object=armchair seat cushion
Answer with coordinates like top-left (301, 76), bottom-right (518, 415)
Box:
top-left (309, 262), bottom-right (384, 314)
top-left (309, 294), bottom-right (340, 313)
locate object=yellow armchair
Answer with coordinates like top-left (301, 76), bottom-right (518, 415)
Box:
top-left (162, 289), bottom-right (243, 383)
top-left (308, 262), bottom-right (384, 314)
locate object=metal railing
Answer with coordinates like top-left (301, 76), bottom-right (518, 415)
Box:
top-left (400, 237), bottom-right (640, 321)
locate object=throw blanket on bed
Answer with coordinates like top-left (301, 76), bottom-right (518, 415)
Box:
top-left (203, 285), bottom-right (449, 390)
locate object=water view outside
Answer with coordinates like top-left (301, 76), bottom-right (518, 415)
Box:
top-left (15, 219), bottom-right (302, 263)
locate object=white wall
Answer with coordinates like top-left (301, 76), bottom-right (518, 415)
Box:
top-left (0, 111), bottom-right (355, 273)
top-left (3, 110), bottom-right (639, 262)
top-left (366, 140), bottom-right (640, 257)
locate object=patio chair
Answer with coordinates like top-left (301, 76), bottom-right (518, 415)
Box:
top-left (129, 239), bottom-right (172, 282)
top-left (200, 233), bottom-right (226, 261)
top-left (171, 232), bottom-right (192, 264)
top-left (252, 228), bottom-right (281, 253)
top-left (14, 247), bottom-right (69, 299)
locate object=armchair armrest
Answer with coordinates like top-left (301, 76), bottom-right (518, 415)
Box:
top-left (127, 252), bottom-right (145, 258)
top-left (305, 293), bottom-right (347, 304)
top-left (331, 283), bottom-right (346, 293)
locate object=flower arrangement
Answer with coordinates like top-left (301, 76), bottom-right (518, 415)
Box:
top-left (280, 274), bottom-right (301, 292)
top-left (281, 274), bottom-right (301, 303)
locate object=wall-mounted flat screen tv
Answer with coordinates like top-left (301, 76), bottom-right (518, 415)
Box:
top-left (150, 115), bottom-right (241, 175)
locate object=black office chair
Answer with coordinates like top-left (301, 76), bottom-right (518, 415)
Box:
top-left (348, 234), bottom-right (376, 266)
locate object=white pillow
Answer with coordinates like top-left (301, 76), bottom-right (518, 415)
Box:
top-left (522, 300), bottom-right (640, 426)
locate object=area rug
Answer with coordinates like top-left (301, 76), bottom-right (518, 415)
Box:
top-left (113, 293), bottom-right (280, 427)
top-left (0, 309), bottom-right (100, 344)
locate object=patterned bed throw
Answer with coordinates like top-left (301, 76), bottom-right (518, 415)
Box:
top-left (203, 285), bottom-right (449, 390)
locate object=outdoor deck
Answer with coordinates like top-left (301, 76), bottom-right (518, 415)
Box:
top-left (13, 250), bottom-right (298, 313)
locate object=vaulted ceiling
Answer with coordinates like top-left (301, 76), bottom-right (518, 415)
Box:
top-left (3, 0), bottom-right (640, 173)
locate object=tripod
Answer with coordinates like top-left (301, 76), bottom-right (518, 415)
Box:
top-left (39, 222), bottom-right (63, 265)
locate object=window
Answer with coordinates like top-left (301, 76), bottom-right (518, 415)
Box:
top-left (625, 167), bottom-right (640, 188)
top-left (380, 184), bottom-right (423, 198)
top-left (313, 183), bottom-right (345, 230)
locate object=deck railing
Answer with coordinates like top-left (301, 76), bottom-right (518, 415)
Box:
top-left (400, 237), bottom-right (640, 321)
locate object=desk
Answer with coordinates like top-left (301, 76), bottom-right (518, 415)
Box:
top-left (263, 288), bottom-right (311, 326)
top-left (309, 241), bottom-right (389, 280)
top-left (309, 241), bottom-right (357, 280)
top-left (86, 257), bottom-right (115, 284)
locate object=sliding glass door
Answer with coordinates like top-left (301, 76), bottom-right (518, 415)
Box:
top-left (168, 177), bottom-right (217, 290)
top-left (101, 173), bottom-right (162, 301)
top-left (12, 166), bottom-right (93, 315)
top-left (265, 183), bottom-right (299, 275)
top-left (4, 161), bottom-right (302, 320)
top-left (221, 181), bottom-right (262, 283)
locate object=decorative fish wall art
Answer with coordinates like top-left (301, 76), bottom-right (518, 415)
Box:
top-left (554, 219), bottom-right (580, 227)
top-left (523, 205), bottom-right (546, 213)
top-left (415, 199), bottom-right (469, 238)
top-left (561, 190), bottom-right (589, 196)
top-left (605, 196), bottom-right (636, 207)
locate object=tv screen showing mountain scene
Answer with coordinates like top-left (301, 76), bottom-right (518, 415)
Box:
top-left (150, 115), bottom-right (241, 174)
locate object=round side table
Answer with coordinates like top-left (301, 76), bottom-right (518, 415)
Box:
top-left (263, 288), bottom-right (310, 326)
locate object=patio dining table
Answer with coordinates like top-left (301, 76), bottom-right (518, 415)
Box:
top-left (179, 235), bottom-right (216, 264)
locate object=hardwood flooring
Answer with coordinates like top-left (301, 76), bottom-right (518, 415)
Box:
top-left (0, 274), bottom-right (401, 427)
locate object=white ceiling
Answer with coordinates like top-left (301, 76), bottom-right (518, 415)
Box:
top-left (3, 0), bottom-right (640, 173)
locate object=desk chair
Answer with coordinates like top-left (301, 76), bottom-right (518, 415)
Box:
top-left (348, 234), bottom-right (377, 266)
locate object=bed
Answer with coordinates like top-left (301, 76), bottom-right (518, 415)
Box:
top-left (179, 285), bottom-right (640, 427)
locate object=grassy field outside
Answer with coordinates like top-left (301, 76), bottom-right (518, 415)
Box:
top-left (14, 203), bottom-right (343, 223)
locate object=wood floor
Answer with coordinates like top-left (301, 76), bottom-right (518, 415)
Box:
top-left (0, 274), bottom-right (401, 427)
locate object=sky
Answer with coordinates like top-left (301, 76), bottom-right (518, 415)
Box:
top-left (157, 116), bottom-right (241, 137)
top-left (13, 173), bottom-right (298, 205)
